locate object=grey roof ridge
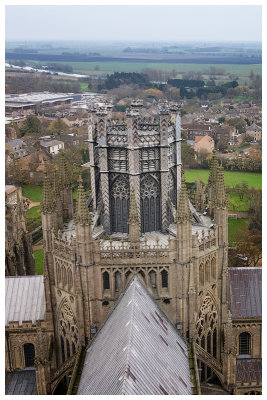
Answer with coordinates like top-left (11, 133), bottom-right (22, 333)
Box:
top-left (121, 277), bottom-right (137, 395)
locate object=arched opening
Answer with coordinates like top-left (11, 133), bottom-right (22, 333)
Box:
top-left (161, 270), bottom-right (168, 288)
top-left (125, 270), bottom-right (132, 285)
top-left (149, 270), bottom-right (157, 288)
top-left (199, 264), bottom-right (204, 286)
top-left (67, 269), bottom-right (73, 291)
top-left (103, 271), bottom-right (110, 290)
top-left (239, 332), bottom-right (251, 355)
top-left (66, 339), bottom-right (70, 359)
top-left (62, 267), bottom-right (67, 288)
top-left (211, 258), bottom-right (216, 280)
top-left (140, 174), bottom-right (161, 233)
top-left (114, 271), bottom-right (121, 292)
top-left (61, 336), bottom-right (65, 363)
top-left (205, 261), bottom-right (210, 283)
top-left (110, 175), bottom-right (130, 233)
top-left (138, 270), bottom-right (146, 283)
top-left (24, 343), bottom-right (35, 367)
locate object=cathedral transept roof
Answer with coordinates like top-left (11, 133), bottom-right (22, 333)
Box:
top-left (77, 276), bottom-right (193, 395)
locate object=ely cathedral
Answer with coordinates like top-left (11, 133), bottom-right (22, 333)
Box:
top-left (5, 101), bottom-right (262, 395)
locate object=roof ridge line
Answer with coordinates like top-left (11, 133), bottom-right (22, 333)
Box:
top-left (121, 277), bottom-right (138, 395)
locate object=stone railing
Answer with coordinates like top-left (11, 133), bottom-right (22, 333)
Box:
top-left (196, 230), bottom-right (217, 253)
top-left (96, 238), bottom-right (170, 264)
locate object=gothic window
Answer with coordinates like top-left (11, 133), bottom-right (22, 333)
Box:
top-left (196, 296), bottom-right (218, 359)
top-left (161, 270), bottom-right (168, 288)
top-left (211, 258), bottom-right (216, 280)
top-left (72, 342), bottom-right (76, 355)
top-left (58, 301), bottom-right (79, 364)
top-left (103, 272), bottom-right (110, 290)
top-left (205, 261), bottom-right (211, 283)
top-left (140, 174), bottom-right (161, 233)
top-left (66, 339), bottom-right (70, 358)
top-left (24, 343), bottom-right (35, 367)
top-left (110, 175), bottom-right (130, 233)
top-left (239, 332), bottom-right (251, 355)
top-left (61, 336), bottom-right (65, 363)
top-left (56, 262), bottom-right (61, 285)
top-left (62, 267), bottom-right (67, 288)
top-left (115, 271), bottom-right (121, 292)
top-left (199, 264), bottom-right (204, 286)
top-left (67, 268), bottom-right (73, 291)
top-left (138, 270), bottom-right (146, 283)
top-left (149, 270), bottom-right (157, 288)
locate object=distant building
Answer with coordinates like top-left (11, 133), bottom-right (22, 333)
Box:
top-left (194, 135), bottom-right (214, 153)
top-left (5, 185), bottom-right (19, 205)
top-left (246, 124), bottom-right (262, 142)
top-left (40, 139), bottom-right (64, 155)
top-left (182, 124), bottom-right (213, 140)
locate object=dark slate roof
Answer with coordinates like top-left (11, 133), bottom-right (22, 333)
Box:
top-left (236, 358), bottom-right (262, 383)
top-left (228, 267), bottom-right (262, 319)
top-left (5, 369), bottom-right (37, 395)
top-left (77, 276), bottom-right (192, 395)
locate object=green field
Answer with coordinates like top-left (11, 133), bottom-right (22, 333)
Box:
top-left (22, 185), bottom-right (43, 202)
top-left (185, 170), bottom-right (262, 189)
top-left (34, 249), bottom-right (44, 275)
top-left (80, 82), bottom-right (89, 91)
top-left (26, 59), bottom-right (262, 78)
top-left (228, 218), bottom-right (249, 245)
top-left (228, 193), bottom-right (249, 211)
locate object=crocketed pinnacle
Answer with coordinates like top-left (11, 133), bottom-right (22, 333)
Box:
top-left (52, 168), bottom-right (60, 195)
top-left (41, 171), bottom-right (56, 213)
top-left (75, 176), bottom-right (91, 225)
top-left (175, 172), bottom-right (192, 224)
top-left (208, 149), bottom-right (218, 187)
top-left (58, 152), bottom-right (72, 189)
top-left (128, 186), bottom-right (139, 224)
top-left (215, 166), bottom-right (228, 208)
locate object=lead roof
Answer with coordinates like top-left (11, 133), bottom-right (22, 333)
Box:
top-left (78, 276), bottom-right (192, 395)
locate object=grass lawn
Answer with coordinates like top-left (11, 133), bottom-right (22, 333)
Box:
top-left (33, 249), bottom-right (44, 275)
top-left (22, 185), bottom-right (43, 202)
top-left (185, 170), bottom-right (262, 189)
top-left (228, 193), bottom-right (249, 211)
top-left (228, 218), bottom-right (249, 245)
top-left (26, 206), bottom-right (42, 231)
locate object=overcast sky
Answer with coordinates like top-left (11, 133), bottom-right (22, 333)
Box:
top-left (5, 5), bottom-right (262, 42)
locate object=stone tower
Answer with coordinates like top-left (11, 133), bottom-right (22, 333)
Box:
top-left (38, 101), bottom-right (234, 394)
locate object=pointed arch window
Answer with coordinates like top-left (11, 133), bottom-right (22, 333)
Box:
top-left (24, 343), bottom-right (35, 367)
top-left (103, 271), bottom-right (110, 290)
top-left (199, 264), bottom-right (204, 286)
top-left (61, 336), bottom-right (65, 363)
top-left (211, 258), bottom-right (216, 280)
top-left (149, 270), bottom-right (157, 288)
top-left (115, 271), bottom-right (121, 292)
top-left (161, 270), bottom-right (168, 288)
top-left (205, 261), bottom-right (210, 283)
top-left (239, 332), bottom-right (251, 355)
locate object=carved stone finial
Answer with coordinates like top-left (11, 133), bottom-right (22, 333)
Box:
top-left (215, 165), bottom-right (228, 208)
top-left (175, 171), bottom-right (192, 224)
top-left (41, 171), bottom-right (56, 214)
top-left (75, 175), bottom-right (91, 226)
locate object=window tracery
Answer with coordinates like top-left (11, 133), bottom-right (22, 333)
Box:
top-left (58, 301), bottom-right (79, 364)
top-left (140, 174), bottom-right (161, 232)
top-left (196, 296), bottom-right (218, 359)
